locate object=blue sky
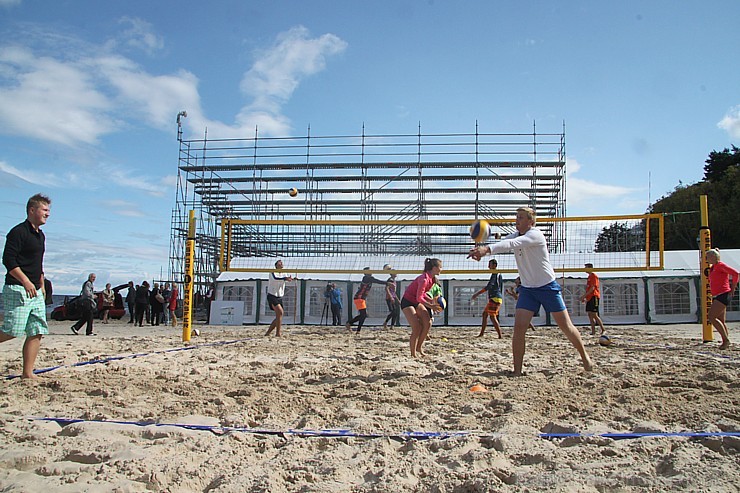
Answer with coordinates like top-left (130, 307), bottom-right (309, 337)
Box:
top-left (0, 0), bottom-right (738, 294)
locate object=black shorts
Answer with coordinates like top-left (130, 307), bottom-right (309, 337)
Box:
top-left (267, 293), bottom-right (283, 310)
top-left (585, 297), bottom-right (600, 313)
top-left (400, 297), bottom-right (416, 310)
top-left (713, 292), bottom-right (731, 306)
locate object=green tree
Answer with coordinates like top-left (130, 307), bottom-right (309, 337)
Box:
top-left (649, 147), bottom-right (740, 250)
top-left (595, 147), bottom-right (740, 251)
top-left (703, 145), bottom-right (740, 182)
top-left (594, 222), bottom-right (644, 252)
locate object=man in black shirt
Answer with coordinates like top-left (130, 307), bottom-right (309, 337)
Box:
top-left (1, 194), bottom-right (51, 379)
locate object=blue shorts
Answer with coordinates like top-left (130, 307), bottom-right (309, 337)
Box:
top-left (516, 280), bottom-right (567, 314)
top-left (2, 284), bottom-right (49, 338)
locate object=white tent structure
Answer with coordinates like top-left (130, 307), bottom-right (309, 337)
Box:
top-left (213, 250), bottom-right (740, 327)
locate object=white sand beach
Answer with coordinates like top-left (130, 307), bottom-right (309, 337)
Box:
top-left (1, 320), bottom-right (739, 491)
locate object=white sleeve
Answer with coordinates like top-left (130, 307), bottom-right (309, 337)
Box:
top-left (489, 230), bottom-right (542, 254)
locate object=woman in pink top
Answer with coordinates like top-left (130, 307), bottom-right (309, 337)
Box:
top-left (706, 248), bottom-right (738, 349)
top-left (401, 258), bottom-right (443, 358)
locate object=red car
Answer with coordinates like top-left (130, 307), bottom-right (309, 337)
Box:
top-left (50, 290), bottom-right (126, 321)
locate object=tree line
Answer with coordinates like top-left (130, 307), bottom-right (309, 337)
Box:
top-left (595, 146), bottom-right (740, 252)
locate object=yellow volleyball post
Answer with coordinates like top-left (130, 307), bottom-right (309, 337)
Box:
top-left (182, 210), bottom-right (196, 343)
top-left (698, 195), bottom-right (713, 342)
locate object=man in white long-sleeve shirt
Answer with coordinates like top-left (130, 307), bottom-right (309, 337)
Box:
top-left (265, 260), bottom-right (294, 337)
top-left (468, 207), bottom-right (593, 376)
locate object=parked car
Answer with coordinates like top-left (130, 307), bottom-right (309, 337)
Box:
top-left (95, 291), bottom-right (126, 320)
top-left (50, 291), bottom-right (126, 321)
top-left (50, 295), bottom-right (86, 321)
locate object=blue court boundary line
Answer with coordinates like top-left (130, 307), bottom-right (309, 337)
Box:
top-left (5, 338), bottom-right (254, 380)
top-left (26, 416), bottom-right (740, 441)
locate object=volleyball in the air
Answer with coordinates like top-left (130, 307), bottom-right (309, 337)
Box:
top-left (469, 219), bottom-right (491, 243)
top-left (436, 295), bottom-right (447, 311)
top-left (598, 334), bottom-right (613, 347)
top-left (289, 187), bottom-right (298, 197)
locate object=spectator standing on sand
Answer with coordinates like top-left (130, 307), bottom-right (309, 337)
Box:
top-left (134, 281), bottom-right (150, 327)
top-left (0, 193), bottom-right (52, 379)
top-left (71, 273), bottom-right (96, 336)
top-left (100, 283), bottom-right (114, 324)
top-left (125, 281), bottom-right (136, 324)
top-left (168, 283), bottom-right (179, 327)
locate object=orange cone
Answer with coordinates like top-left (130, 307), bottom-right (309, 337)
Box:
top-left (469, 383), bottom-right (487, 393)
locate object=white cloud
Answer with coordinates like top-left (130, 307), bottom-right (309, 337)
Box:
top-left (101, 199), bottom-right (145, 217)
top-left (95, 54), bottom-right (202, 129)
top-left (241, 26), bottom-right (347, 106)
top-left (0, 25), bottom-right (347, 147)
top-left (566, 157), bottom-right (581, 174)
top-left (0, 46), bottom-right (116, 146)
top-left (45, 232), bottom-right (168, 293)
top-left (97, 165), bottom-right (170, 197)
top-left (0, 159), bottom-right (61, 187)
top-left (117, 17), bottom-right (165, 55)
top-left (565, 157), bottom-right (638, 212)
top-left (718, 105), bottom-right (740, 140)
top-left (231, 26), bottom-right (347, 136)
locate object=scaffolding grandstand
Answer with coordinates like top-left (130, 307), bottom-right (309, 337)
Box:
top-left (168, 120), bottom-right (567, 294)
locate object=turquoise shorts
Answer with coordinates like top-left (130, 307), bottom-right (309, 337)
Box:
top-left (2, 284), bottom-right (49, 338)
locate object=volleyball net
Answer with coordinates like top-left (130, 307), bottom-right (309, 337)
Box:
top-left (218, 214), bottom-right (664, 276)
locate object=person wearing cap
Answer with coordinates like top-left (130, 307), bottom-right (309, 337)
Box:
top-left (580, 263), bottom-right (606, 335)
top-left (382, 264), bottom-right (400, 330)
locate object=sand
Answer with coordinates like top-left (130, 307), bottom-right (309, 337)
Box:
top-left (1, 319), bottom-right (739, 492)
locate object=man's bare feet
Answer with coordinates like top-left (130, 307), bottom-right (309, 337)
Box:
top-left (719, 341), bottom-right (730, 350)
top-left (583, 355), bottom-right (594, 372)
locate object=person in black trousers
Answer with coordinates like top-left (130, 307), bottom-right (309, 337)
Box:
top-left (125, 281), bottom-right (136, 324)
top-left (135, 281), bottom-right (150, 327)
top-left (71, 273), bottom-right (96, 336)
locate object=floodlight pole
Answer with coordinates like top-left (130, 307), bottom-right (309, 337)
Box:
top-left (698, 195), bottom-right (712, 342)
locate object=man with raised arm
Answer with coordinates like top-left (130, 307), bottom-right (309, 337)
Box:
top-left (468, 207), bottom-right (593, 376)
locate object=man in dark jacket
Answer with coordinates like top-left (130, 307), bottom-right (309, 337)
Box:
top-left (125, 281), bottom-right (136, 323)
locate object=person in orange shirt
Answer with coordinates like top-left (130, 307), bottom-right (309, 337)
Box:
top-left (580, 263), bottom-right (605, 335)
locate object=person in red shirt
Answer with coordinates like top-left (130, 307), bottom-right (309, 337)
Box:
top-left (400, 258), bottom-right (443, 358)
top-left (580, 263), bottom-right (606, 335)
top-left (706, 248), bottom-right (738, 349)
top-left (168, 283), bottom-right (179, 327)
